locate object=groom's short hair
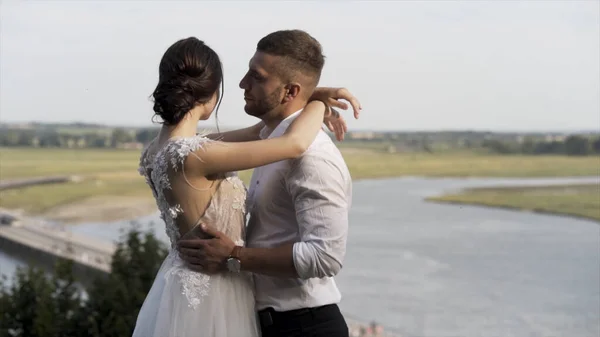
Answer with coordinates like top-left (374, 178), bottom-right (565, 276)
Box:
top-left (257, 30), bottom-right (325, 89)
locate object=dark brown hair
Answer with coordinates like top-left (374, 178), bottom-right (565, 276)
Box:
top-left (152, 37), bottom-right (223, 126)
top-left (256, 30), bottom-right (325, 87)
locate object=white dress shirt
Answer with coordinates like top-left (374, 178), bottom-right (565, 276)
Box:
top-left (245, 110), bottom-right (353, 312)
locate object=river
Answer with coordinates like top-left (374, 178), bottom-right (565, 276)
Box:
top-left (1, 176), bottom-right (599, 337)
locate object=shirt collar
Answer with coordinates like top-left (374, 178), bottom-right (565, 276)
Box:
top-left (258, 109), bottom-right (303, 140)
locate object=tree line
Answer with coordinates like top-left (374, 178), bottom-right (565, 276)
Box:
top-left (0, 225), bottom-right (168, 337)
top-left (481, 135), bottom-right (600, 156)
top-left (1, 125), bottom-right (599, 156)
top-left (0, 128), bottom-right (159, 149)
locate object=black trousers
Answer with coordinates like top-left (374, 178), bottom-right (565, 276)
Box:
top-left (258, 303), bottom-right (349, 337)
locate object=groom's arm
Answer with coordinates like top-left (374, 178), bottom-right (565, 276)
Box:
top-left (239, 153), bottom-right (351, 279)
top-left (237, 243), bottom-right (298, 278)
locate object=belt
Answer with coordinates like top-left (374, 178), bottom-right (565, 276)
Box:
top-left (258, 304), bottom-right (338, 328)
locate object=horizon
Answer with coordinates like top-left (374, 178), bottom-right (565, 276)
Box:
top-left (1, 119), bottom-right (598, 135)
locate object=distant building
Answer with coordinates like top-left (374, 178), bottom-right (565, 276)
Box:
top-left (118, 142), bottom-right (144, 150)
top-left (349, 132), bottom-right (376, 140)
top-left (546, 134), bottom-right (566, 142)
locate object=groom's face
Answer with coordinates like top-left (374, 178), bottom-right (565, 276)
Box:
top-left (239, 51), bottom-right (286, 118)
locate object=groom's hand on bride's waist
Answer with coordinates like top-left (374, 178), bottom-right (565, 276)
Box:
top-left (177, 223), bottom-right (235, 274)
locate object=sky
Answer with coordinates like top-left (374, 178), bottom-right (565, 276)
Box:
top-left (0, 0), bottom-right (598, 132)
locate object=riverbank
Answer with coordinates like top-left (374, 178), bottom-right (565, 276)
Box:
top-left (2, 176), bottom-right (599, 337)
top-left (1, 148), bottom-right (598, 224)
top-left (428, 183), bottom-right (600, 222)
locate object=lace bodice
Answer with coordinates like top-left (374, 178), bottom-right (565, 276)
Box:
top-left (137, 134), bottom-right (249, 309)
top-left (138, 134), bottom-right (248, 248)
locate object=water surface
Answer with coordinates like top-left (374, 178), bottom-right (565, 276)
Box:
top-left (1, 176), bottom-right (598, 337)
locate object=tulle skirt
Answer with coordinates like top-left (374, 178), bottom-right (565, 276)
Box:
top-left (132, 250), bottom-right (260, 337)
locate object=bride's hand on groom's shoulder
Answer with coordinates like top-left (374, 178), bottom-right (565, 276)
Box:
top-left (324, 109), bottom-right (348, 142)
top-left (177, 223), bottom-right (235, 274)
top-left (311, 87), bottom-right (362, 119)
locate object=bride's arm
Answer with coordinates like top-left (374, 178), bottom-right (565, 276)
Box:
top-left (204, 86), bottom-right (362, 143)
top-left (186, 100), bottom-right (326, 176)
top-left (204, 121), bottom-right (265, 142)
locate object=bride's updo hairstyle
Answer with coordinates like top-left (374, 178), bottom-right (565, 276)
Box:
top-left (151, 37), bottom-right (224, 126)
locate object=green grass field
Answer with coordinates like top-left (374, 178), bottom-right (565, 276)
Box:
top-left (341, 150), bottom-right (600, 179)
top-left (0, 147), bottom-right (598, 217)
top-left (428, 184), bottom-right (600, 222)
top-left (0, 148), bottom-right (141, 179)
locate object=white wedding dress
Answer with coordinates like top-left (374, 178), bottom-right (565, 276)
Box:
top-left (132, 135), bottom-right (260, 337)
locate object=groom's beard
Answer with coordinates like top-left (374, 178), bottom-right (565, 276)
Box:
top-left (244, 88), bottom-right (282, 118)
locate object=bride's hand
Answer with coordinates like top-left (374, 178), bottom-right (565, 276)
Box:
top-left (311, 87), bottom-right (362, 119)
top-left (324, 108), bottom-right (347, 141)
top-left (310, 87), bottom-right (362, 141)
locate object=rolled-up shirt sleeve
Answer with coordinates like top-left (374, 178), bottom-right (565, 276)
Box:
top-left (288, 153), bottom-right (350, 280)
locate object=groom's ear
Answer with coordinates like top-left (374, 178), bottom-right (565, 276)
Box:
top-left (283, 83), bottom-right (301, 103)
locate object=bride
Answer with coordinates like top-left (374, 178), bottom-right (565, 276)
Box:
top-left (132, 37), bottom-right (354, 337)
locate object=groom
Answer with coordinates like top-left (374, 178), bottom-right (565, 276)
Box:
top-left (178, 29), bottom-right (357, 337)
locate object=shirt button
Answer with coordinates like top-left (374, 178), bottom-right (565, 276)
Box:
top-left (256, 180), bottom-right (260, 184)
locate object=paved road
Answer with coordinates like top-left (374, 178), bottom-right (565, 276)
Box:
top-left (0, 220), bottom-right (114, 272)
top-left (0, 175), bottom-right (81, 191)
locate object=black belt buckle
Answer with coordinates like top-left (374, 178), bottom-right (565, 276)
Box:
top-left (259, 310), bottom-right (274, 327)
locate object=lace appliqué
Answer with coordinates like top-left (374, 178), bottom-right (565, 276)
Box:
top-left (227, 176), bottom-right (247, 213)
top-left (162, 254), bottom-right (211, 310)
top-left (138, 134), bottom-right (249, 310)
top-left (175, 270), bottom-right (210, 310)
top-left (168, 204), bottom-right (183, 219)
top-left (138, 134), bottom-right (213, 247)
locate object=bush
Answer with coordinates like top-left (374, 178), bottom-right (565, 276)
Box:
top-left (0, 223), bottom-right (168, 337)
